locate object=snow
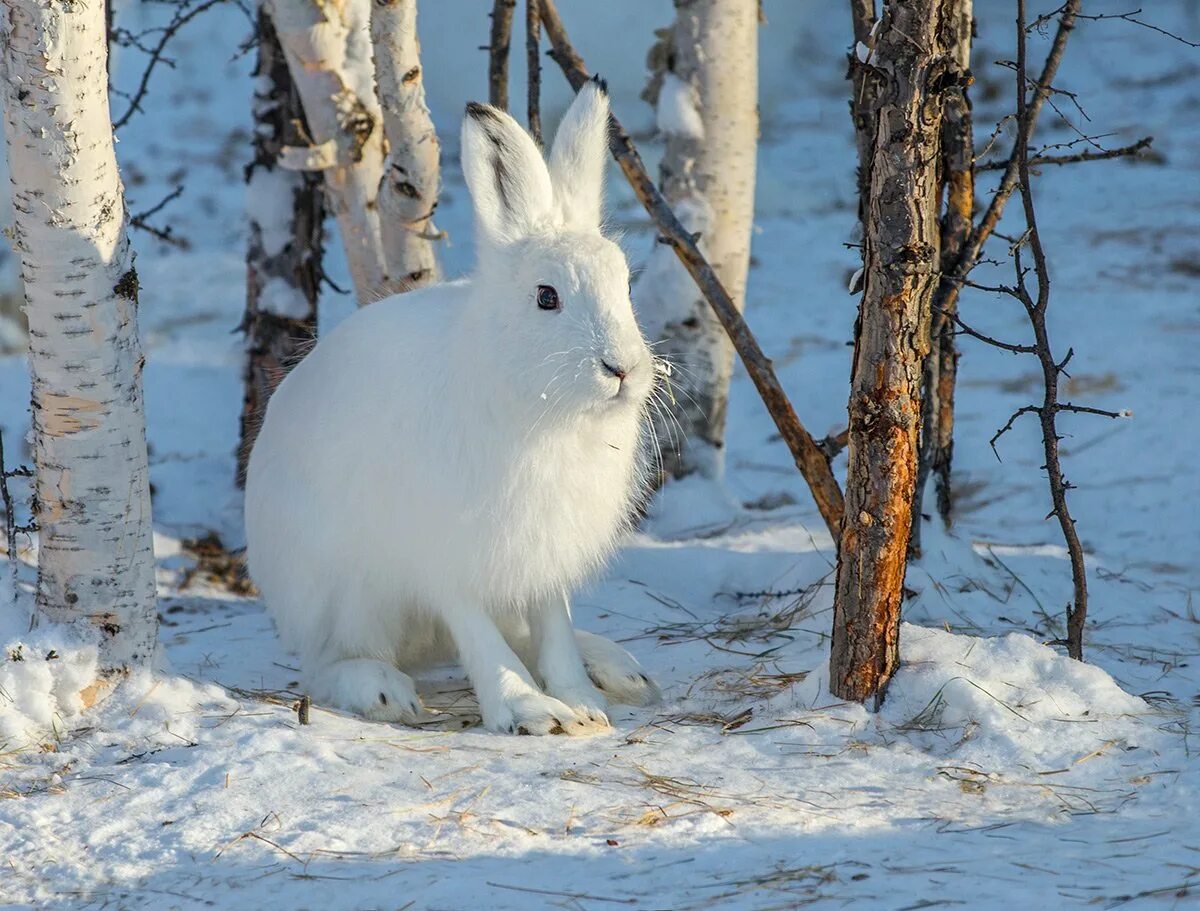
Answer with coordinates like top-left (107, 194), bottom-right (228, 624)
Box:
top-left (2, 0), bottom-right (1200, 908)
top-left (657, 71), bottom-right (706, 141)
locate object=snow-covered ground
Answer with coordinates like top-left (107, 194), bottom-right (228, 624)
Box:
top-left (2, 1), bottom-right (1199, 908)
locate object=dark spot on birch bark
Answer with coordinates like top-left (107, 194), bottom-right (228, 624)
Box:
top-left (113, 268), bottom-right (139, 300)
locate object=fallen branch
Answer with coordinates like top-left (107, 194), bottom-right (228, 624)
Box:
top-left (539, 0), bottom-right (845, 539)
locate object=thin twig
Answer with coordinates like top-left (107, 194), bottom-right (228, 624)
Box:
top-left (1074, 7), bottom-right (1200, 48)
top-left (129, 184), bottom-right (189, 249)
top-left (112, 0), bottom-right (248, 130)
top-left (934, 0), bottom-right (1080, 321)
top-left (934, 305), bottom-right (1036, 354)
top-left (977, 135), bottom-right (1153, 171)
top-left (539, 0), bottom-right (845, 539)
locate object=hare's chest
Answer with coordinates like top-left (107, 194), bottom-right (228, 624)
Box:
top-left (477, 426), bottom-right (641, 603)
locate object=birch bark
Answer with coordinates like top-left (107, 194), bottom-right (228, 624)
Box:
top-left (1, 0), bottom-right (157, 670)
top-left (267, 0), bottom-right (389, 303)
top-left (639, 0), bottom-right (758, 480)
top-left (371, 0), bottom-right (440, 291)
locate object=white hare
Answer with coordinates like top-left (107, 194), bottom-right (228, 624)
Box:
top-left (244, 81), bottom-right (660, 735)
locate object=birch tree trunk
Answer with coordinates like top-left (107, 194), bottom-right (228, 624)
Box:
top-left (370, 0), bottom-right (440, 291)
top-left (2, 0), bottom-right (157, 671)
top-left (640, 0), bottom-right (758, 481)
top-left (830, 0), bottom-right (949, 704)
top-left (266, 0), bottom-right (390, 304)
top-left (238, 10), bottom-right (326, 484)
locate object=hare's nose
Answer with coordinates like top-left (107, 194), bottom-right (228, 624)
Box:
top-left (601, 360), bottom-right (628, 381)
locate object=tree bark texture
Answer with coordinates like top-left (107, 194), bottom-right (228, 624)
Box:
top-left (266, 0), bottom-right (389, 304)
top-left (831, 0), bottom-right (950, 705)
top-left (488, 0), bottom-right (516, 110)
top-left (911, 0), bottom-right (973, 553)
top-left (525, 0), bottom-right (542, 146)
top-left (371, 0), bottom-right (441, 291)
top-left (238, 10), bottom-right (325, 485)
top-left (639, 0), bottom-right (758, 481)
top-left (2, 0), bottom-right (158, 670)
top-left (848, 0), bottom-right (881, 227)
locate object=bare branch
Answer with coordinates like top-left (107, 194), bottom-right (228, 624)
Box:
top-left (935, 305), bottom-right (1036, 354)
top-left (1014, 0), bottom-right (1102, 661)
top-left (129, 184), bottom-right (189, 249)
top-left (1074, 8), bottom-right (1200, 48)
top-left (977, 136), bottom-right (1153, 171)
top-left (990, 405), bottom-right (1041, 457)
top-left (112, 0), bottom-right (250, 130)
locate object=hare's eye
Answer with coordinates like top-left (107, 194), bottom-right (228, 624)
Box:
top-left (536, 285), bottom-right (561, 312)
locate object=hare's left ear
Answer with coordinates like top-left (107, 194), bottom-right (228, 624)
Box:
top-left (549, 78), bottom-right (611, 231)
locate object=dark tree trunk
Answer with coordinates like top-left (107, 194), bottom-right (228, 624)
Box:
top-left (831, 0), bottom-right (950, 705)
top-left (237, 10), bottom-right (325, 485)
top-left (911, 0), bottom-right (974, 554)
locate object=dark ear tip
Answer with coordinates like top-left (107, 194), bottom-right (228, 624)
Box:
top-left (465, 101), bottom-right (500, 121)
top-left (589, 73), bottom-right (609, 96)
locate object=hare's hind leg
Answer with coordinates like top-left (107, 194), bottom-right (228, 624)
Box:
top-left (575, 630), bottom-right (661, 707)
top-left (307, 658), bottom-right (423, 723)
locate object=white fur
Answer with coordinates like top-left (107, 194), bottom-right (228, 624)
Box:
top-left (245, 83), bottom-right (659, 735)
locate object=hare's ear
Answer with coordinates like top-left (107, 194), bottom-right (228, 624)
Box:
top-left (462, 102), bottom-right (554, 244)
top-left (549, 78), bottom-right (610, 231)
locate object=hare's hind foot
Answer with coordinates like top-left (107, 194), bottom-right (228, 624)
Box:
top-left (575, 631), bottom-right (661, 707)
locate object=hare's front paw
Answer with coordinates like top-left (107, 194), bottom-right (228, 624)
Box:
top-left (481, 687), bottom-right (605, 736)
top-left (309, 658), bottom-right (423, 723)
top-left (544, 680), bottom-right (610, 728)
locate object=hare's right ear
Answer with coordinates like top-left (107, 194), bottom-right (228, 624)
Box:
top-left (462, 102), bottom-right (554, 244)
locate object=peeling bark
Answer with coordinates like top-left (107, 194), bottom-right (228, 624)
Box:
top-left (238, 10), bottom-right (325, 485)
top-left (371, 0), bottom-right (441, 292)
top-left (639, 0), bottom-right (759, 481)
top-left (2, 0), bottom-right (157, 670)
top-left (267, 0), bottom-right (389, 303)
top-left (831, 0), bottom-right (950, 705)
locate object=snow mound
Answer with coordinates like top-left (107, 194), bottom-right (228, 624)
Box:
top-left (0, 596), bottom-right (235, 754)
top-left (883, 624), bottom-right (1155, 768)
